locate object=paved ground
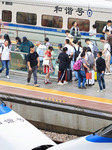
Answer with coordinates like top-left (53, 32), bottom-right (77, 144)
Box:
top-left (0, 69), bottom-right (112, 100)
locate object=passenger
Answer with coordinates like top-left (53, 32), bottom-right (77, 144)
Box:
top-left (65, 30), bottom-right (73, 44)
top-left (96, 51), bottom-right (106, 92)
top-left (36, 41), bottom-right (45, 69)
top-left (15, 37), bottom-right (21, 50)
top-left (64, 39), bottom-right (74, 69)
top-left (72, 40), bottom-right (81, 81)
top-left (77, 41), bottom-right (83, 53)
top-left (43, 46), bottom-right (54, 84)
top-left (19, 37), bottom-right (34, 53)
top-left (102, 20), bottom-right (112, 40)
top-left (70, 21), bottom-right (80, 42)
top-left (78, 52), bottom-right (89, 89)
top-left (89, 24), bottom-right (97, 45)
top-left (26, 45), bottom-right (40, 87)
top-left (4, 34), bottom-right (11, 47)
top-left (0, 40), bottom-right (11, 79)
top-left (107, 34), bottom-right (112, 64)
top-left (56, 43), bottom-right (63, 63)
top-left (100, 37), bottom-right (111, 75)
top-left (85, 38), bottom-right (99, 58)
top-left (58, 47), bottom-right (69, 85)
top-left (58, 43), bottom-right (63, 55)
top-left (44, 37), bottom-right (52, 49)
top-left (86, 47), bottom-right (95, 71)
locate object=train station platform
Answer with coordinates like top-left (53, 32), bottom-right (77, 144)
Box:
top-left (0, 70), bottom-right (112, 135)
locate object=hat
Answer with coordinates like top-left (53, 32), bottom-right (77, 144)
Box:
top-left (58, 43), bottom-right (62, 48)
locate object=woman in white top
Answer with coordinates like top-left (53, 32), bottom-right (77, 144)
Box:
top-left (89, 24), bottom-right (97, 45)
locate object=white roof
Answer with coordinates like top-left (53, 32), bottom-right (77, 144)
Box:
top-left (1, 0), bottom-right (112, 10)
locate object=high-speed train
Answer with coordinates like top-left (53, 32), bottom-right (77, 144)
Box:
top-left (0, 0), bottom-right (112, 43)
top-left (0, 100), bottom-right (56, 150)
top-left (48, 124), bottom-right (112, 150)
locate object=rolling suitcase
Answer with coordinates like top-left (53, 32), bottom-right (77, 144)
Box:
top-left (86, 70), bottom-right (95, 85)
top-left (67, 69), bottom-right (72, 82)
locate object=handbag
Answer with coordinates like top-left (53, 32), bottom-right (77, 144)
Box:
top-left (43, 56), bottom-right (49, 66)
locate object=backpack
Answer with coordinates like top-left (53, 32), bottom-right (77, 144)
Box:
top-left (73, 59), bottom-right (82, 71)
top-left (91, 43), bottom-right (99, 58)
top-left (87, 53), bottom-right (94, 69)
top-left (74, 46), bottom-right (80, 62)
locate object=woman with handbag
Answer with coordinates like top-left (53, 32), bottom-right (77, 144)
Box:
top-left (43, 46), bottom-right (54, 84)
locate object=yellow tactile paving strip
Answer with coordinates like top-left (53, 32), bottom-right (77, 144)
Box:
top-left (0, 80), bottom-right (112, 105)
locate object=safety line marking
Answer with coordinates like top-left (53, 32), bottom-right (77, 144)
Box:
top-left (0, 81), bottom-right (112, 105)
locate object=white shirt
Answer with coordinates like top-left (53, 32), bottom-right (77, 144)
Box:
top-left (0, 45), bottom-right (11, 60)
top-left (104, 42), bottom-right (111, 56)
top-left (64, 44), bottom-right (74, 56)
top-left (89, 28), bottom-right (96, 39)
top-left (103, 25), bottom-right (112, 40)
top-left (88, 42), bottom-right (94, 53)
top-left (36, 44), bottom-right (46, 61)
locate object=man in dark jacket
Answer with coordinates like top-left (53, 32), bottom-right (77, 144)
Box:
top-left (96, 51), bottom-right (106, 92)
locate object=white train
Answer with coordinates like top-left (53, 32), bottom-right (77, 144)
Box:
top-left (0, 100), bottom-right (56, 150)
top-left (48, 124), bottom-right (112, 150)
top-left (0, 0), bottom-right (112, 43)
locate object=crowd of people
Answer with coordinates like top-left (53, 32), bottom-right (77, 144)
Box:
top-left (0, 20), bottom-right (112, 91)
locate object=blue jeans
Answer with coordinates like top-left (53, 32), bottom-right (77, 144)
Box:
top-left (110, 55), bottom-right (112, 64)
top-left (74, 71), bottom-right (78, 80)
top-left (0, 60), bottom-right (10, 76)
top-left (78, 70), bottom-right (86, 87)
top-left (97, 73), bottom-right (105, 90)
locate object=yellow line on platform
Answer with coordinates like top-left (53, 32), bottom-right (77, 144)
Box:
top-left (0, 80), bottom-right (112, 105)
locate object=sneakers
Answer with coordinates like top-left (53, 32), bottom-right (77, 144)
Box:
top-left (48, 81), bottom-right (52, 84)
top-left (44, 81), bottom-right (48, 84)
top-left (97, 90), bottom-right (103, 93)
top-left (26, 82), bottom-right (30, 85)
top-left (58, 82), bottom-right (64, 86)
top-left (63, 81), bottom-right (68, 85)
top-left (34, 84), bottom-right (40, 87)
top-left (6, 75), bottom-right (10, 79)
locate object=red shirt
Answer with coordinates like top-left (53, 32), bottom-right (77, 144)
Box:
top-left (45, 50), bottom-right (51, 57)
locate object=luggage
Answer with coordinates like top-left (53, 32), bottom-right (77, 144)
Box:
top-left (86, 70), bottom-right (95, 85)
top-left (58, 71), bottom-right (67, 82)
top-left (94, 71), bottom-right (97, 81)
top-left (67, 69), bottom-right (72, 81)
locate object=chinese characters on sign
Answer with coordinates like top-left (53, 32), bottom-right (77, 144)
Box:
top-left (54, 6), bottom-right (84, 16)
top-left (0, 118), bottom-right (25, 125)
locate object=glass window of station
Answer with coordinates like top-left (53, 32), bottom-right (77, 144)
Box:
top-left (95, 21), bottom-right (107, 33)
top-left (16, 12), bottom-right (37, 25)
top-left (68, 18), bottom-right (90, 32)
top-left (42, 15), bottom-right (63, 28)
top-left (2, 10), bottom-right (12, 22)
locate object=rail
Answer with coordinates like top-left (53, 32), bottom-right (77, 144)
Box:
top-left (0, 27), bottom-right (104, 77)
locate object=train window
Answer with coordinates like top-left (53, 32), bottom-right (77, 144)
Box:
top-left (2, 10), bottom-right (12, 22)
top-left (42, 15), bottom-right (63, 28)
top-left (95, 21), bottom-right (107, 33)
top-left (16, 12), bottom-right (37, 25)
top-left (68, 18), bottom-right (90, 32)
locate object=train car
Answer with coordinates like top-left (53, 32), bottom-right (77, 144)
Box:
top-left (48, 124), bottom-right (112, 150)
top-left (0, 0), bottom-right (112, 44)
top-left (0, 100), bottom-right (56, 150)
